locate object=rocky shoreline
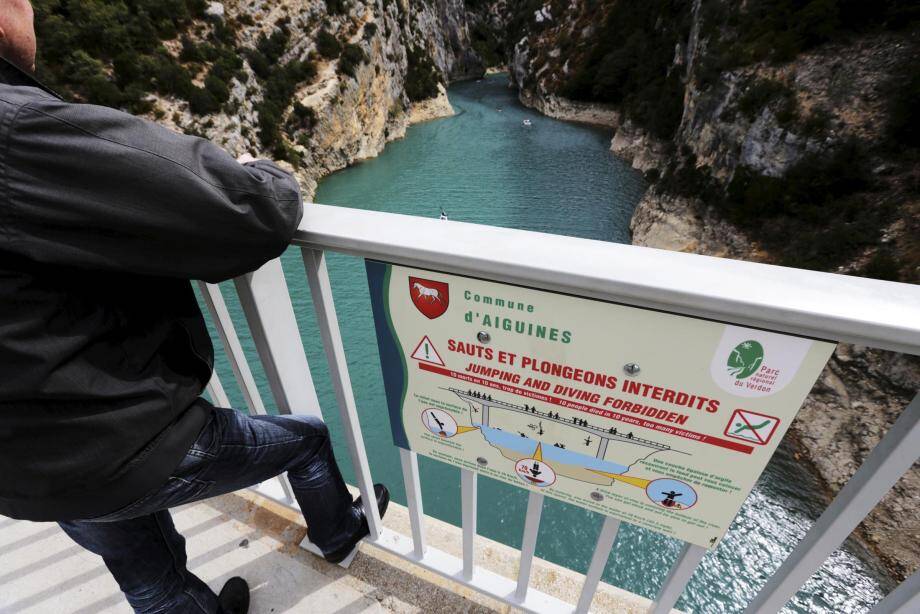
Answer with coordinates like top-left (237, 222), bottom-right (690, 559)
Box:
top-left (626, 155), bottom-right (919, 584)
top-left (509, 85), bottom-right (919, 581)
top-left (156, 0), bottom-right (481, 201)
top-left (407, 83), bottom-right (456, 125)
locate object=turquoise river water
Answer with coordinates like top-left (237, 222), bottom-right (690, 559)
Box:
top-left (203, 75), bottom-right (892, 612)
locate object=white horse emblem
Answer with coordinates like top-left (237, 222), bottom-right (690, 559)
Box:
top-left (412, 282), bottom-right (442, 302)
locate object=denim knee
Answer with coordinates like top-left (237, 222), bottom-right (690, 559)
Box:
top-left (275, 414), bottom-right (331, 460)
top-left (287, 414), bottom-right (329, 440)
top-left (251, 412), bottom-right (329, 440)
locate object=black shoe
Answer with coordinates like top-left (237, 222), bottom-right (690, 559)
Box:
top-left (217, 576), bottom-right (249, 614)
top-left (323, 484), bottom-right (390, 564)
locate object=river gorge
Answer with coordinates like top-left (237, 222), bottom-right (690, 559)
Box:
top-left (205, 76), bottom-right (892, 613)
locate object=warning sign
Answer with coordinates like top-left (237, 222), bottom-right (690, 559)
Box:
top-left (365, 261), bottom-right (835, 548)
top-left (410, 336), bottom-right (445, 366)
top-left (724, 409), bottom-right (780, 445)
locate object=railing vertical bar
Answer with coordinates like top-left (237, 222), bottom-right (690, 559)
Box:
top-left (745, 392), bottom-right (920, 614)
top-left (514, 491), bottom-right (545, 602)
top-left (399, 448), bottom-right (426, 559)
top-left (197, 281), bottom-right (268, 415)
top-left (461, 469), bottom-right (477, 581)
top-left (574, 516), bottom-right (621, 614)
top-left (648, 543), bottom-right (706, 614)
top-left (233, 258), bottom-right (322, 417)
top-left (205, 372), bottom-right (230, 408)
top-left (870, 567), bottom-right (920, 614)
top-left (301, 248), bottom-right (382, 539)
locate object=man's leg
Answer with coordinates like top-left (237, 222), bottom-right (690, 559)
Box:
top-left (59, 510), bottom-right (219, 614)
top-left (82, 405), bottom-right (368, 554)
top-left (193, 407), bottom-right (366, 554)
top-left (57, 404), bottom-right (383, 612)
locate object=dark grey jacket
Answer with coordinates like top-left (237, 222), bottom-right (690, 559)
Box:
top-left (0, 59), bottom-right (303, 520)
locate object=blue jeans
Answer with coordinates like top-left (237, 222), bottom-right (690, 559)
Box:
top-left (58, 405), bottom-right (360, 614)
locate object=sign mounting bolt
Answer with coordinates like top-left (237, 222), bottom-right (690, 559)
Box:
top-left (477, 331), bottom-right (491, 344)
top-left (623, 362), bottom-right (641, 376)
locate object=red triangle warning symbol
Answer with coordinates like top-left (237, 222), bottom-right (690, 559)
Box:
top-left (411, 336), bottom-right (445, 366)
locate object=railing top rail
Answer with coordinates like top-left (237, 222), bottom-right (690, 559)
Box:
top-left (293, 204), bottom-right (920, 356)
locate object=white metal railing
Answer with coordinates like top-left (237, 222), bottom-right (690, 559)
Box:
top-left (198, 203), bottom-right (920, 613)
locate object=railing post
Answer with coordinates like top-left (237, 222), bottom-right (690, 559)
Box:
top-left (205, 371), bottom-right (230, 408)
top-left (745, 392), bottom-right (920, 614)
top-left (197, 281), bottom-right (268, 415)
top-left (575, 516), bottom-right (621, 613)
top-left (514, 491), bottom-right (545, 602)
top-left (871, 568), bottom-right (920, 614)
top-left (301, 248), bottom-right (382, 539)
top-left (233, 258), bottom-right (321, 417)
top-left (399, 449), bottom-right (426, 559)
top-left (648, 543), bottom-right (706, 614)
top-left (461, 469), bottom-right (478, 581)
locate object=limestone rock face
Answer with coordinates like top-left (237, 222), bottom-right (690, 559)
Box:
top-left (408, 83), bottom-right (455, 124)
top-left (519, 90), bottom-right (619, 127)
top-left (164, 0), bottom-right (481, 199)
top-left (205, 2), bottom-right (225, 20)
top-left (609, 121), bottom-right (667, 174)
top-left (629, 190), bottom-right (753, 259)
top-left (507, 0), bottom-right (920, 581)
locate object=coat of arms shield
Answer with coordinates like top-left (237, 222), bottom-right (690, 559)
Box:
top-left (408, 277), bottom-right (449, 319)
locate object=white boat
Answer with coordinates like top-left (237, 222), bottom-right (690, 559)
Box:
top-left (439, 209), bottom-right (449, 221)
top-left (522, 119), bottom-right (532, 126)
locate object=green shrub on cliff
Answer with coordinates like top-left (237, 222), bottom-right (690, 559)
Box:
top-left (363, 22), bottom-right (378, 41)
top-left (188, 86), bottom-right (221, 115)
top-left (33, 0), bottom-right (210, 110)
top-left (258, 25), bottom-right (291, 64)
top-left (737, 79), bottom-right (796, 122)
top-left (317, 29), bottom-right (343, 59)
top-left (887, 59), bottom-right (920, 148)
top-left (204, 74), bottom-right (231, 104)
top-left (470, 22), bottom-right (503, 68)
top-left (861, 249), bottom-right (902, 281)
top-left (719, 141), bottom-right (891, 271)
top-left (560, 0), bottom-right (692, 140)
top-left (326, 0), bottom-right (350, 15)
top-left (405, 47), bottom-right (440, 101)
top-left (339, 44), bottom-right (368, 78)
top-left (699, 0), bottom-right (920, 73)
top-left (254, 59), bottom-right (318, 162)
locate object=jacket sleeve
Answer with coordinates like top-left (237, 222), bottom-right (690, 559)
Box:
top-left (1, 93), bottom-right (304, 283)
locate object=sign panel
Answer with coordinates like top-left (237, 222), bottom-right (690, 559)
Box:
top-left (365, 261), bottom-right (835, 548)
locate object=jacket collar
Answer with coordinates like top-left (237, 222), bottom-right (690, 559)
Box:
top-left (0, 57), bottom-right (61, 99)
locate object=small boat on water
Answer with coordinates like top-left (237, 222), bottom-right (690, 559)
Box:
top-left (522, 119), bottom-right (532, 126)
top-left (439, 208), bottom-right (449, 221)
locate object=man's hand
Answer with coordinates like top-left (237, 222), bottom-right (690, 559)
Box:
top-left (237, 153), bottom-right (257, 164)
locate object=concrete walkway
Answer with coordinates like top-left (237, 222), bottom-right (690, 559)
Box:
top-left (0, 499), bottom-right (388, 614)
top-left (1, 490), bottom-right (668, 614)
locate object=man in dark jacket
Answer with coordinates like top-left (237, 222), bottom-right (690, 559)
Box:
top-left (0, 3), bottom-right (388, 612)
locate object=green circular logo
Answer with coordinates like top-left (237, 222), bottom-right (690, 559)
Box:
top-left (727, 340), bottom-right (764, 379)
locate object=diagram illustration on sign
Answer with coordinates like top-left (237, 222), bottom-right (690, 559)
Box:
top-left (366, 260), bottom-right (836, 548)
top-left (645, 478), bottom-right (698, 510)
top-left (448, 387), bottom-right (677, 492)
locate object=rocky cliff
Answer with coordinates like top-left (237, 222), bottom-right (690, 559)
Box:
top-left (34, 0), bottom-right (481, 200)
top-left (504, 0), bottom-right (920, 581)
top-left (177, 0), bottom-right (481, 198)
